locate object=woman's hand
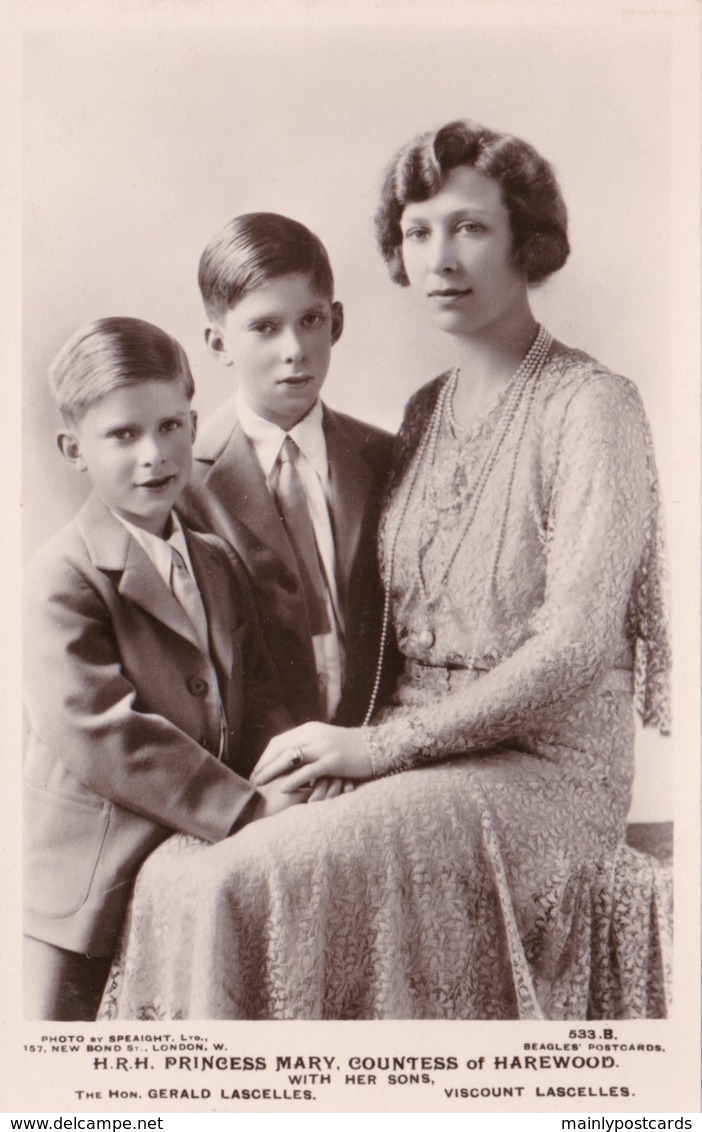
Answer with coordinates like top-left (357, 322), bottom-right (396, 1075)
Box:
top-left (252, 723), bottom-right (372, 793)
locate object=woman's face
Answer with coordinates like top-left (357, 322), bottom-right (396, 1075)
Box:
top-left (399, 165), bottom-right (529, 338)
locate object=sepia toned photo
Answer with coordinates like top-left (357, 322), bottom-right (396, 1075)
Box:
top-left (3, 0), bottom-right (700, 1115)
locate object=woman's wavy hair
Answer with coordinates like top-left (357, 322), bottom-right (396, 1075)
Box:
top-left (375, 119), bottom-right (570, 286)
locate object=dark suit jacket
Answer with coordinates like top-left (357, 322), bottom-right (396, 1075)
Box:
top-left (180, 399), bottom-right (394, 725)
top-left (23, 494), bottom-right (291, 956)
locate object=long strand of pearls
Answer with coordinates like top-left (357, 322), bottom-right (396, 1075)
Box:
top-left (417, 324), bottom-right (552, 613)
top-left (362, 374), bottom-right (454, 725)
top-left (462, 352), bottom-right (544, 668)
top-left (362, 324), bottom-right (552, 726)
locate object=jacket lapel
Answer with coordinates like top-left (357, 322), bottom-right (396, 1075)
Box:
top-left (323, 407), bottom-right (374, 604)
top-left (76, 494), bottom-right (203, 648)
top-left (196, 416), bottom-right (298, 575)
top-left (193, 403), bottom-right (378, 603)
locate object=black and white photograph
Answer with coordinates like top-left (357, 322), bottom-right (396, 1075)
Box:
top-left (2, 0), bottom-right (700, 1116)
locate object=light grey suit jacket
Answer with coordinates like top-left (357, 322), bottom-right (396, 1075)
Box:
top-left (24, 493), bottom-right (291, 955)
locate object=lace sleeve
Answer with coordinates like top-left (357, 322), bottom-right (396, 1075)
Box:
top-left (367, 374), bottom-right (668, 776)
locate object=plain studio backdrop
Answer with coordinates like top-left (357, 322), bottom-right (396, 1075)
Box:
top-left (23, 24), bottom-right (671, 821)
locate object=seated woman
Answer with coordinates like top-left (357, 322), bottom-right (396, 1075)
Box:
top-left (101, 118), bottom-right (671, 1021)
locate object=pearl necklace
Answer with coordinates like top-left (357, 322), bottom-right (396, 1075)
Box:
top-left (363, 324), bottom-right (552, 725)
top-left (446, 379), bottom-right (464, 435)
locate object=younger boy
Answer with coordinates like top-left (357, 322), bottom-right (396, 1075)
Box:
top-left (182, 213), bottom-right (394, 728)
top-left (24, 317), bottom-right (299, 1020)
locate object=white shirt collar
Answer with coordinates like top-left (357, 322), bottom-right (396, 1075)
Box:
top-left (111, 510), bottom-right (194, 586)
top-left (235, 391), bottom-right (328, 484)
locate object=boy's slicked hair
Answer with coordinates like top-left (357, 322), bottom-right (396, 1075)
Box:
top-left (198, 212), bottom-right (335, 322)
top-left (375, 118), bottom-right (570, 286)
top-left (49, 317), bottom-right (195, 423)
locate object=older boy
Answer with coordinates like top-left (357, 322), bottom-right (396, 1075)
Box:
top-left (182, 213), bottom-right (394, 729)
top-left (24, 317), bottom-right (300, 1019)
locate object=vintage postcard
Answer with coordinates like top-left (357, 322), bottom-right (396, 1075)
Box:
top-left (1, 0), bottom-right (700, 1116)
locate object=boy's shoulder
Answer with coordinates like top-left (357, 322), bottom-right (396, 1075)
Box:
top-left (24, 508), bottom-right (119, 647)
top-left (26, 499), bottom-right (250, 620)
top-left (322, 403), bottom-right (392, 443)
top-left (26, 507), bottom-right (97, 598)
top-left (193, 396), bottom-right (394, 466)
top-left (193, 394), bottom-right (240, 463)
top-left (321, 403), bottom-right (394, 468)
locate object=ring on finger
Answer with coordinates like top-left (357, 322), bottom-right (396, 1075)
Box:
top-left (288, 747), bottom-right (304, 771)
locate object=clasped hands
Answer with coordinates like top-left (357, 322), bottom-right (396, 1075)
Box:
top-left (251, 722), bottom-right (372, 805)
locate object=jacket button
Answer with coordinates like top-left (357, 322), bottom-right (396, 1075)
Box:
top-left (188, 676), bottom-right (208, 696)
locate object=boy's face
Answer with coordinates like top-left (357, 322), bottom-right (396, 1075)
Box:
top-left (58, 378), bottom-right (196, 537)
top-left (206, 273), bottom-right (343, 431)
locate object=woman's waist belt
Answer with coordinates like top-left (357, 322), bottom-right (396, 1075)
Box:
top-left (400, 658), bottom-right (633, 696)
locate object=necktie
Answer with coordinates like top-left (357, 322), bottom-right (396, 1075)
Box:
top-left (169, 545), bottom-right (211, 654)
top-left (274, 436), bottom-right (331, 635)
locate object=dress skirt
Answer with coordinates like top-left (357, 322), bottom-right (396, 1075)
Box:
top-left (99, 678), bottom-right (672, 1020)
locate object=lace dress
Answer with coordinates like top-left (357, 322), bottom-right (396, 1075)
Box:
top-left (100, 347), bottom-right (671, 1020)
